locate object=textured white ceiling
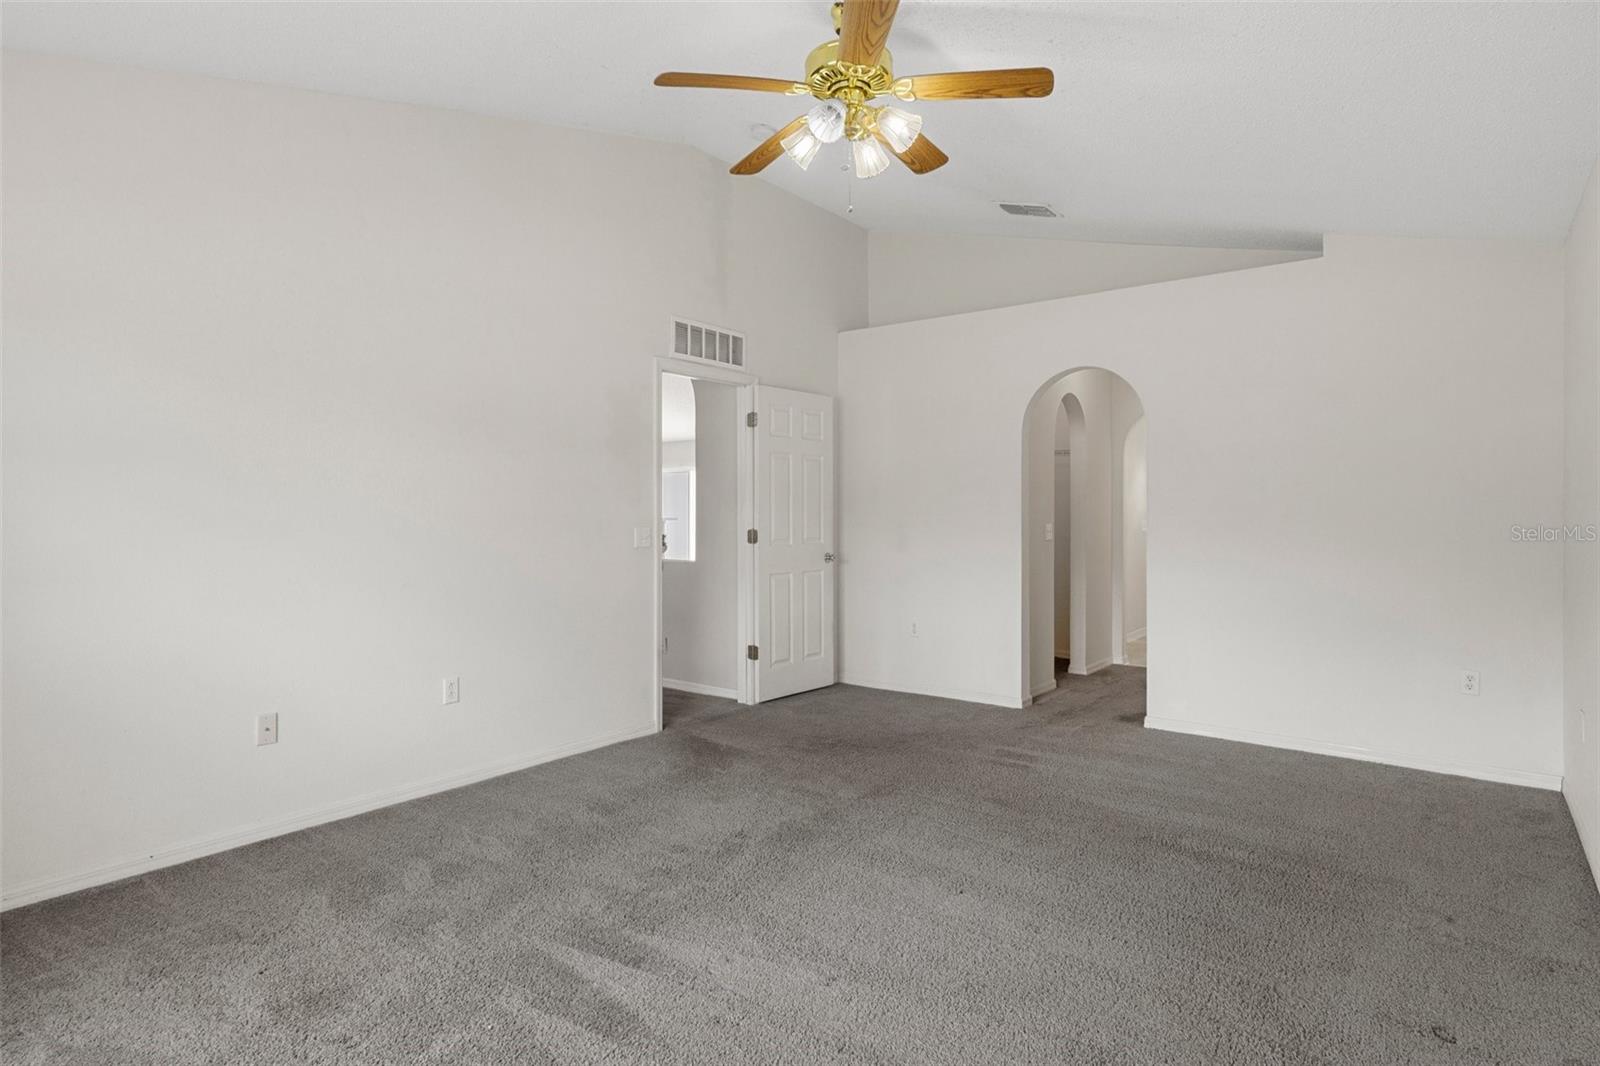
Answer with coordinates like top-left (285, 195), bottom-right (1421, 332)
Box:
top-left (5, 1), bottom-right (1595, 249)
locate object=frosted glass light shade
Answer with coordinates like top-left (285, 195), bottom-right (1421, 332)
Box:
top-left (781, 126), bottom-right (822, 170)
top-left (875, 106), bottom-right (923, 153)
top-left (852, 136), bottom-right (892, 179)
top-left (806, 99), bottom-right (847, 144)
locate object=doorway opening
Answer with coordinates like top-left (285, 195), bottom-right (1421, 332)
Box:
top-left (651, 358), bottom-right (838, 730)
top-left (655, 362), bottom-right (755, 729)
top-left (659, 371), bottom-right (743, 727)
top-left (1023, 368), bottom-right (1147, 703)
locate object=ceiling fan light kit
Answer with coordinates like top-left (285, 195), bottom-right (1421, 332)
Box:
top-left (806, 98), bottom-right (848, 144)
top-left (781, 124), bottom-right (824, 170)
top-left (874, 105), bottom-right (923, 154)
top-left (851, 136), bottom-right (893, 179)
top-left (653, 0), bottom-right (1053, 181)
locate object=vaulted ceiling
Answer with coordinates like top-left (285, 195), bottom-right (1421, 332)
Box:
top-left (5, 1), bottom-right (1596, 250)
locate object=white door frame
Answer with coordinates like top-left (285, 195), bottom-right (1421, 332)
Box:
top-left (652, 356), bottom-right (757, 731)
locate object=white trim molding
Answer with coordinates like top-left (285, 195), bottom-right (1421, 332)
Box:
top-left (1071, 656), bottom-right (1116, 677)
top-left (1, 721), bottom-right (658, 912)
top-left (1030, 679), bottom-right (1059, 699)
top-left (1563, 780), bottom-right (1600, 892)
top-left (663, 679), bottom-right (738, 700)
top-left (1144, 715), bottom-right (1562, 791)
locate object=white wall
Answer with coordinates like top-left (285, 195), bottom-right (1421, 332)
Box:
top-left (1123, 418), bottom-right (1148, 640)
top-left (0, 53), bottom-right (866, 906)
top-left (1107, 376), bottom-right (1144, 661)
top-left (839, 234), bottom-right (1565, 789)
top-left (1565, 161), bottom-right (1600, 887)
top-left (660, 375), bottom-right (697, 562)
top-left (661, 440), bottom-right (696, 471)
top-left (867, 231), bottom-right (1315, 327)
top-left (1052, 416), bottom-right (1071, 659)
top-left (662, 379), bottom-right (739, 695)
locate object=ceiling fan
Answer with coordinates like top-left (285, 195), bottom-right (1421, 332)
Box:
top-left (654, 0), bottom-right (1053, 179)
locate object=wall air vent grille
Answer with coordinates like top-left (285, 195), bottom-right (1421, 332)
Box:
top-left (997, 202), bottom-right (1060, 218)
top-left (670, 317), bottom-right (745, 367)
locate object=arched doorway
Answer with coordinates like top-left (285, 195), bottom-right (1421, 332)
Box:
top-left (1022, 368), bottom-right (1147, 701)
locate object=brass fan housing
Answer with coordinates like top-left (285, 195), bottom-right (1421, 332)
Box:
top-left (804, 39), bottom-right (895, 141)
top-left (803, 39), bottom-right (896, 101)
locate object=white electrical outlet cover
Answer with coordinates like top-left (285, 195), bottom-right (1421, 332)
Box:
top-left (256, 713), bottom-right (279, 746)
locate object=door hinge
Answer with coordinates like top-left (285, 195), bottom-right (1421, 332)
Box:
top-left (746, 411), bottom-right (758, 428)
top-left (747, 528), bottom-right (758, 544)
top-left (747, 644), bottom-right (760, 661)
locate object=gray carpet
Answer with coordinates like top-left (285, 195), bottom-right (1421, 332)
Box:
top-left (4, 669), bottom-right (1598, 1064)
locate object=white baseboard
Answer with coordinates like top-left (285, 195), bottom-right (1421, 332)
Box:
top-left (1, 721), bottom-right (659, 912)
top-left (1030, 678), bottom-right (1058, 699)
top-left (1144, 715), bottom-right (1562, 791)
top-left (840, 674), bottom-right (1024, 709)
top-left (1125, 627), bottom-right (1147, 642)
top-left (662, 678), bottom-right (738, 700)
top-left (1563, 781), bottom-right (1600, 892)
top-left (1053, 647), bottom-right (1071, 660)
top-left (1071, 656), bottom-right (1115, 676)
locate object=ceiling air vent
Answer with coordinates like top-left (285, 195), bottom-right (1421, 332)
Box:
top-left (670, 316), bottom-right (744, 367)
top-left (997, 202), bottom-right (1060, 218)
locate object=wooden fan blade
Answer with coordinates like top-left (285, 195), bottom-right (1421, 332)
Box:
top-left (839, 0), bottom-right (899, 67)
top-left (654, 72), bottom-right (806, 94)
top-left (898, 67), bottom-right (1054, 100)
top-left (877, 131), bottom-right (949, 175)
top-left (731, 115), bottom-right (809, 176)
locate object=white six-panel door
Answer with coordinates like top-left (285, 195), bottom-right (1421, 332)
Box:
top-left (752, 385), bottom-right (834, 701)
